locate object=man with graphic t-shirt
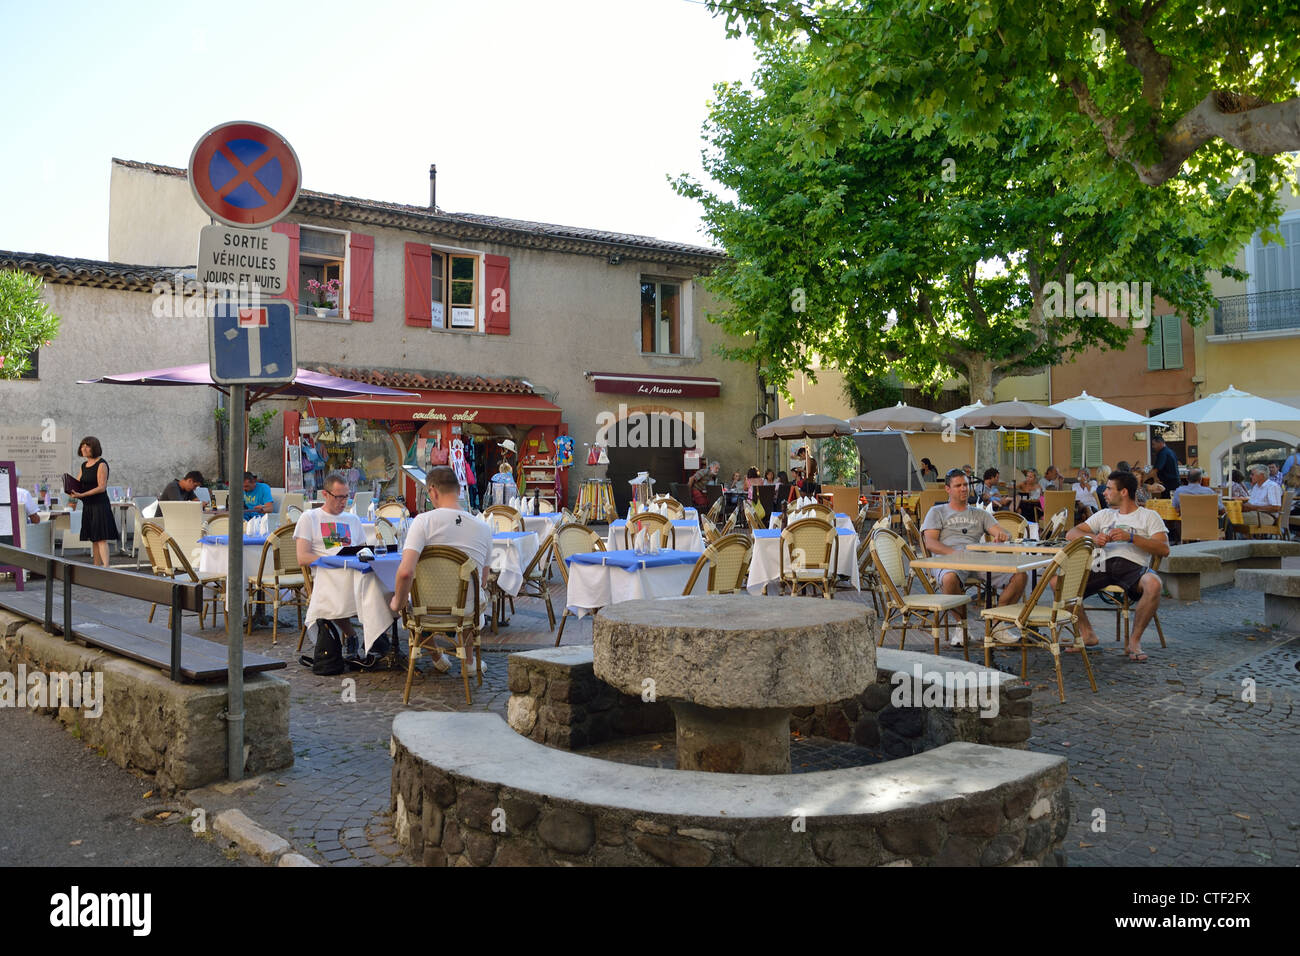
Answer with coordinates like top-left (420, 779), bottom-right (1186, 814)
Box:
top-left (921, 469), bottom-right (1028, 647)
top-left (390, 466), bottom-right (494, 676)
top-left (295, 472), bottom-right (366, 648)
top-left (1065, 469), bottom-right (1169, 661)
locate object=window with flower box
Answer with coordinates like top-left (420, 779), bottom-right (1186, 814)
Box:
top-left (271, 222), bottom-right (374, 323)
top-left (298, 227), bottom-right (346, 316)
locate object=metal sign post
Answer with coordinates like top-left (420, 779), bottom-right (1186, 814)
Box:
top-left (227, 384), bottom-right (246, 780)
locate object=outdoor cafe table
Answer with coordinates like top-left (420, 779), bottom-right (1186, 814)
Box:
top-left (606, 519), bottom-right (704, 553)
top-left (307, 553), bottom-right (403, 653)
top-left (909, 551), bottom-right (1055, 609)
top-left (523, 513), bottom-right (564, 537)
top-left (491, 531), bottom-right (539, 596)
top-left (564, 549), bottom-right (704, 617)
top-left (746, 527), bottom-right (860, 594)
top-left (199, 533), bottom-right (270, 612)
top-left (623, 507), bottom-right (700, 523)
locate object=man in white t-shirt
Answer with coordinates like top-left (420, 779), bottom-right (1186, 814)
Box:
top-left (390, 466), bottom-right (494, 675)
top-left (295, 472), bottom-right (366, 646)
top-left (1065, 470), bottom-right (1169, 661)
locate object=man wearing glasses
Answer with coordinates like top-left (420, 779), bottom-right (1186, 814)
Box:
top-left (296, 473), bottom-right (365, 648)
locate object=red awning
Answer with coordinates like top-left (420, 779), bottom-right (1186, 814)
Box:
top-left (307, 389), bottom-right (562, 426)
top-left (589, 372), bottom-right (721, 399)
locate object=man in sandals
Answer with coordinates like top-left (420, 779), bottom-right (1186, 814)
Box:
top-left (922, 469), bottom-right (1028, 647)
top-left (1064, 469), bottom-right (1169, 662)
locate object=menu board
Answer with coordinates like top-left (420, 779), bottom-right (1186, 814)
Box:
top-left (0, 427), bottom-right (73, 493)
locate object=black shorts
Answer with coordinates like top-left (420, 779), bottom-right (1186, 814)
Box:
top-left (1084, 557), bottom-right (1151, 600)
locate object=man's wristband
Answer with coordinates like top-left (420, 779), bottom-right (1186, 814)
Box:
top-left (1130, 530), bottom-right (1135, 543)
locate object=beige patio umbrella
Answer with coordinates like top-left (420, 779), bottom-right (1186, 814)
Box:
top-left (849, 402), bottom-right (948, 432)
top-left (755, 412), bottom-right (854, 484)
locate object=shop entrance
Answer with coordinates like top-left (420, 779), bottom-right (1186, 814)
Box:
top-left (604, 411), bottom-right (698, 515)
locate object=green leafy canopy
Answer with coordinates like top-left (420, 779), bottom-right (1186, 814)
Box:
top-left (0, 271), bottom-right (60, 380)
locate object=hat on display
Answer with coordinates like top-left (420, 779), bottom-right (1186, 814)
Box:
top-left (500, 439), bottom-right (517, 453)
top-left (299, 417), bottom-right (319, 435)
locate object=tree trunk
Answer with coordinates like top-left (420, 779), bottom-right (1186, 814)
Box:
top-left (965, 358), bottom-right (998, 476)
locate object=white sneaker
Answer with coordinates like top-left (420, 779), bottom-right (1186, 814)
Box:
top-left (949, 626), bottom-right (966, 647)
top-left (994, 624), bottom-right (1022, 645)
top-left (465, 656), bottom-right (487, 675)
top-left (430, 654), bottom-right (452, 674)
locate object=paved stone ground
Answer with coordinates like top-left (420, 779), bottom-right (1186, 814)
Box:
top-left (3, 545), bottom-right (1298, 866)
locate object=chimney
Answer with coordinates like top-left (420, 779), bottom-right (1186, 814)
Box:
top-left (429, 164), bottom-right (437, 210)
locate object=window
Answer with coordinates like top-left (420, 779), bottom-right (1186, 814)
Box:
top-left (1069, 426), bottom-right (1103, 468)
top-left (298, 227), bottom-right (346, 316)
top-left (430, 251), bottom-right (479, 329)
top-left (641, 279), bottom-right (681, 354)
top-left (1146, 314), bottom-right (1183, 369)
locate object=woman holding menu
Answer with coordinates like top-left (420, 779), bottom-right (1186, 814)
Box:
top-left (69, 435), bottom-right (117, 567)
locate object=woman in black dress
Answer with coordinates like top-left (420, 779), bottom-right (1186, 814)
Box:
top-left (70, 435), bottom-right (117, 567)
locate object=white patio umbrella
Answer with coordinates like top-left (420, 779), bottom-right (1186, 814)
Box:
top-left (755, 412), bottom-right (854, 488)
top-left (1050, 390), bottom-right (1168, 428)
top-left (1155, 385), bottom-right (1300, 479)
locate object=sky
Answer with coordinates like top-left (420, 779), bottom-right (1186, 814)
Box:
top-left (0, 0), bottom-right (757, 261)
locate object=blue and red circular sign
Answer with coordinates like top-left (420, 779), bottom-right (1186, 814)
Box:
top-left (188, 121), bottom-right (301, 227)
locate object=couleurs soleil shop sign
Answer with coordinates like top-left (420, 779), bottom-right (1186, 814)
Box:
top-left (306, 389), bottom-right (562, 427)
top-left (412, 408), bottom-right (481, 422)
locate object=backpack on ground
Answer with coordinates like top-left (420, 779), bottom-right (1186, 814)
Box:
top-left (300, 619), bottom-right (345, 675)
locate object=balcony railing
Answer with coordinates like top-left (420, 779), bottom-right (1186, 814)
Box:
top-left (1213, 288), bottom-right (1300, 335)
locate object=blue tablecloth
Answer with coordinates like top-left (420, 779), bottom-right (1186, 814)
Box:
top-left (200, 534), bottom-right (269, 546)
top-left (567, 549), bottom-right (701, 571)
top-left (492, 531), bottom-right (535, 541)
top-left (312, 552), bottom-right (403, 592)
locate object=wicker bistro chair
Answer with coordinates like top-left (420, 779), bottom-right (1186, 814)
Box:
top-left (741, 498), bottom-right (765, 533)
top-left (1246, 488), bottom-right (1294, 539)
top-left (779, 517), bottom-right (838, 599)
top-left (482, 505), bottom-right (525, 533)
top-left (245, 524), bottom-right (307, 645)
top-left (282, 505), bottom-right (304, 526)
top-left (625, 511), bottom-right (675, 550)
top-left (700, 515), bottom-right (722, 545)
top-left (1042, 491), bottom-right (1076, 527)
top-left (552, 523), bottom-right (607, 646)
top-left (980, 537), bottom-right (1098, 702)
top-left (720, 511), bottom-right (739, 537)
top-left (508, 530), bottom-right (557, 631)
top-left (682, 533), bottom-right (754, 596)
top-left (140, 522), bottom-right (226, 630)
top-left (375, 500), bottom-right (408, 521)
top-left (1094, 554), bottom-right (1168, 649)
top-left (1178, 493), bottom-right (1222, 543)
top-left (651, 495), bottom-right (687, 520)
top-left (374, 517), bottom-right (399, 548)
top-left (203, 514), bottom-right (230, 536)
top-left (791, 502), bottom-right (835, 524)
top-left (994, 511), bottom-right (1030, 539)
top-left (1041, 509), bottom-right (1070, 541)
top-left (870, 527), bottom-right (971, 656)
top-left (399, 546), bottom-right (483, 705)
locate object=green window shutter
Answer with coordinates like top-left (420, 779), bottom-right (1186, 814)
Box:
top-left (1070, 428), bottom-right (1083, 468)
top-left (1085, 426), bottom-right (1103, 467)
top-left (1147, 315), bottom-right (1165, 369)
top-left (1162, 314), bottom-right (1183, 369)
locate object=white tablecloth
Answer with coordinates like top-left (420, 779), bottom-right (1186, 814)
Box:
top-left (623, 508), bottom-right (699, 523)
top-left (746, 529), bottom-right (859, 594)
top-left (491, 532), bottom-right (539, 596)
top-left (306, 555), bottom-right (403, 653)
top-left (768, 512), bottom-right (855, 532)
top-left (523, 514), bottom-right (563, 537)
top-left (565, 555), bottom-right (705, 618)
top-left (605, 520), bottom-right (704, 554)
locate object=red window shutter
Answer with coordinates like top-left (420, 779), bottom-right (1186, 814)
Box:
top-left (404, 242), bottom-right (432, 328)
top-left (484, 254), bottom-right (510, 335)
top-left (271, 221), bottom-right (300, 306)
top-left (348, 233), bottom-right (375, 323)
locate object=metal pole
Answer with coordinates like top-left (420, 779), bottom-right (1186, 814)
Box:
top-left (226, 383), bottom-right (246, 781)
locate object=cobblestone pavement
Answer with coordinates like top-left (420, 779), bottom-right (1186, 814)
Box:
top-left (4, 548), bottom-right (1298, 867)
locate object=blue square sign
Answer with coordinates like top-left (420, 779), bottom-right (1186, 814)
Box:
top-left (209, 299), bottom-right (296, 385)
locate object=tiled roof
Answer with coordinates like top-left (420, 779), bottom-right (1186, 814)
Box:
top-left (310, 365), bottom-right (535, 394)
top-left (112, 158), bottom-right (725, 267)
top-left (0, 250), bottom-right (186, 291)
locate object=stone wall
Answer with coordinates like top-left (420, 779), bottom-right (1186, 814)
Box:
top-left (794, 649), bottom-right (1032, 753)
top-left (0, 612), bottom-right (292, 790)
top-left (391, 713), bottom-right (1071, 867)
top-left (506, 646), bottom-right (673, 749)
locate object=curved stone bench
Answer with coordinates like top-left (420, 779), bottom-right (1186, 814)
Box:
top-left (1160, 540), bottom-right (1300, 600)
top-left (1235, 569), bottom-right (1300, 630)
top-left (392, 712), bottom-right (1069, 866)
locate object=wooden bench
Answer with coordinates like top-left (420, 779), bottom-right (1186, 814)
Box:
top-left (1234, 569), bottom-right (1300, 631)
top-left (0, 589), bottom-right (284, 682)
top-left (1159, 540), bottom-right (1300, 600)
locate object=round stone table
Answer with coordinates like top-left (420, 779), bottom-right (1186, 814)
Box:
top-left (593, 596), bottom-right (877, 774)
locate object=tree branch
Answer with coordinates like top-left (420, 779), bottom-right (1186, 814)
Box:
top-left (1136, 93), bottom-right (1300, 185)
